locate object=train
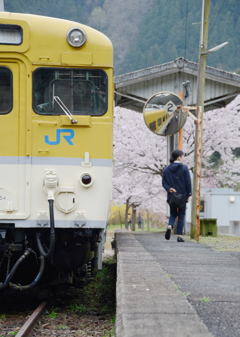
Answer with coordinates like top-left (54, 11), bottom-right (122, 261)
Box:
top-left (0, 12), bottom-right (113, 290)
top-left (143, 107), bottom-right (170, 134)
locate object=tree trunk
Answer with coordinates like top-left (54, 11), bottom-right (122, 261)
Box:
top-left (124, 197), bottom-right (131, 230)
top-left (131, 204), bottom-right (137, 231)
top-left (146, 210), bottom-right (150, 231)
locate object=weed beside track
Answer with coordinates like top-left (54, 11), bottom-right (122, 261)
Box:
top-left (0, 257), bottom-right (116, 337)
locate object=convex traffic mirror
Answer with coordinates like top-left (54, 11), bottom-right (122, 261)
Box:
top-left (143, 91), bottom-right (187, 136)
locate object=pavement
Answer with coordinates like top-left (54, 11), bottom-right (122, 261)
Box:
top-left (115, 232), bottom-right (240, 337)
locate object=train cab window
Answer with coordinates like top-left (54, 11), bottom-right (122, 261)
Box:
top-left (0, 24), bottom-right (23, 45)
top-left (33, 68), bottom-right (108, 116)
top-left (0, 67), bottom-right (12, 114)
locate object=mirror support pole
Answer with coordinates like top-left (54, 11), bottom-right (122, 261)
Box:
top-left (191, 0), bottom-right (211, 241)
top-left (167, 134), bottom-right (178, 163)
top-left (178, 91), bottom-right (185, 151)
top-left (178, 128), bottom-right (183, 150)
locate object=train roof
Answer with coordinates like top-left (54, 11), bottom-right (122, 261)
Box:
top-left (0, 12), bottom-right (113, 68)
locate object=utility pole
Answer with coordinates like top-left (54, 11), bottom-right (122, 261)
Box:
top-left (191, 0), bottom-right (211, 240)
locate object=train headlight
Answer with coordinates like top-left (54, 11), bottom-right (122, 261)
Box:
top-left (67, 28), bottom-right (87, 47)
top-left (80, 173), bottom-right (93, 187)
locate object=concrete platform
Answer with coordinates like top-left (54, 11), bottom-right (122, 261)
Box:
top-left (115, 232), bottom-right (240, 337)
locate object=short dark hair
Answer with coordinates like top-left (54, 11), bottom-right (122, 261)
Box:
top-left (170, 149), bottom-right (184, 163)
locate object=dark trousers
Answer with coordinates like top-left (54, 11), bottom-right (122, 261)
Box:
top-left (168, 204), bottom-right (186, 235)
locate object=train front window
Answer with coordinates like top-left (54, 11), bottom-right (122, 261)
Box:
top-left (0, 67), bottom-right (12, 114)
top-left (0, 24), bottom-right (22, 45)
top-left (33, 68), bottom-right (108, 116)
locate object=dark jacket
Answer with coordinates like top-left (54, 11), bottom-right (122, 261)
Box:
top-left (162, 162), bottom-right (192, 201)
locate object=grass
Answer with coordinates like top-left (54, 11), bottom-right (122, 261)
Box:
top-left (102, 316), bottom-right (116, 337)
top-left (46, 310), bottom-right (58, 319)
top-left (199, 235), bottom-right (240, 252)
top-left (102, 327), bottom-right (115, 337)
top-left (187, 235), bottom-right (240, 252)
top-left (67, 257), bottom-right (116, 316)
top-left (66, 257), bottom-right (116, 337)
top-left (82, 257), bottom-right (116, 315)
top-left (40, 257), bottom-right (116, 337)
top-left (67, 303), bottom-right (88, 314)
top-left (199, 297), bottom-right (211, 303)
top-left (56, 324), bottom-right (68, 330)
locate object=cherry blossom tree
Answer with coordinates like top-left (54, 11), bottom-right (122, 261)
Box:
top-left (113, 107), bottom-right (167, 218)
top-left (113, 95), bottom-right (240, 223)
top-left (182, 95), bottom-right (240, 188)
top-left (203, 95), bottom-right (240, 188)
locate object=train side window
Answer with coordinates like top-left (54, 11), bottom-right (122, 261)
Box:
top-left (149, 121), bottom-right (156, 131)
top-left (0, 67), bottom-right (13, 114)
top-left (33, 68), bottom-right (108, 116)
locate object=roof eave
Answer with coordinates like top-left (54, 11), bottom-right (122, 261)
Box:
top-left (115, 57), bottom-right (240, 89)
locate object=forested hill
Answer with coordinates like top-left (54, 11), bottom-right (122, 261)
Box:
top-left (5, 0), bottom-right (240, 75)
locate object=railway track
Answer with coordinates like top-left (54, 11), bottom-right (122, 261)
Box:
top-left (0, 257), bottom-right (115, 336)
top-left (15, 302), bottom-right (47, 337)
top-left (1, 297), bottom-right (114, 337)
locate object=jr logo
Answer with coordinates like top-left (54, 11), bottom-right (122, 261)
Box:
top-left (44, 129), bottom-right (75, 145)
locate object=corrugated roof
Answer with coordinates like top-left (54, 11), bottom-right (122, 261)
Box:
top-left (115, 57), bottom-right (240, 88)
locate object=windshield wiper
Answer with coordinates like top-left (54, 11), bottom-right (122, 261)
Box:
top-left (53, 96), bottom-right (78, 124)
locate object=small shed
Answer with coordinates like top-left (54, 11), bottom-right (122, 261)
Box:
top-left (186, 188), bottom-right (240, 235)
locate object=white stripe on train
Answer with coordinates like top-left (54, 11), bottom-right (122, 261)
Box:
top-left (0, 156), bottom-right (112, 166)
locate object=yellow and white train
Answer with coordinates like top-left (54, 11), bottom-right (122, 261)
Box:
top-left (0, 12), bottom-right (113, 289)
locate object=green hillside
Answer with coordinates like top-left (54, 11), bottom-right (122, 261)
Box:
top-left (4, 0), bottom-right (240, 74)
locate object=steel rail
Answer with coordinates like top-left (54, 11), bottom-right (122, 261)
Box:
top-left (15, 301), bottom-right (47, 337)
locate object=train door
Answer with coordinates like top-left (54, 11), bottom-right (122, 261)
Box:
top-left (0, 62), bottom-right (30, 220)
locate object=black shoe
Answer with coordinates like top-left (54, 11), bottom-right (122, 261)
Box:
top-left (177, 236), bottom-right (185, 242)
top-left (165, 227), bottom-right (171, 240)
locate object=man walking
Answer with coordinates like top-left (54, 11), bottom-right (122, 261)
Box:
top-left (162, 149), bottom-right (192, 242)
